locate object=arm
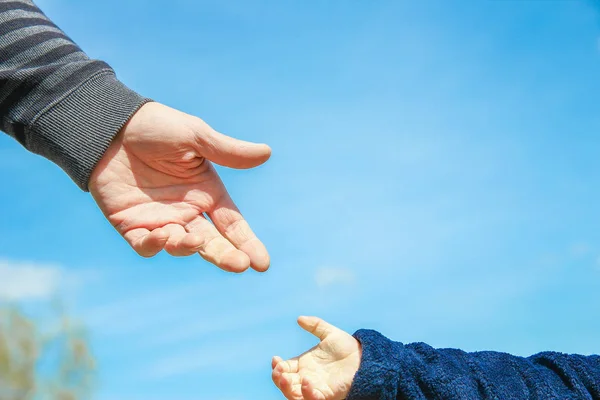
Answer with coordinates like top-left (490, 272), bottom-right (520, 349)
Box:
top-left (272, 317), bottom-right (600, 400)
top-left (0, 0), bottom-right (148, 190)
top-left (349, 329), bottom-right (600, 400)
top-left (0, 1), bottom-right (272, 271)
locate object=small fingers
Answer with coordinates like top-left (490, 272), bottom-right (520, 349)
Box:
top-left (272, 356), bottom-right (283, 370)
top-left (275, 357), bottom-right (299, 374)
top-left (186, 216), bottom-right (251, 272)
top-left (280, 372), bottom-right (302, 400)
top-left (301, 377), bottom-right (327, 400)
top-left (123, 228), bottom-right (169, 257)
top-left (272, 357), bottom-right (299, 390)
top-left (272, 363), bottom-right (282, 390)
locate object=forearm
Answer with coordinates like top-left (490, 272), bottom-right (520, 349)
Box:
top-left (0, 0), bottom-right (149, 190)
top-left (348, 329), bottom-right (600, 400)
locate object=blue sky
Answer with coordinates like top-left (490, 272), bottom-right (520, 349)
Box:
top-left (1, 0), bottom-right (600, 398)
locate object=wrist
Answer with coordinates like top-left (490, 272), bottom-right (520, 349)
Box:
top-left (29, 72), bottom-right (150, 191)
top-left (346, 329), bottom-right (400, 400)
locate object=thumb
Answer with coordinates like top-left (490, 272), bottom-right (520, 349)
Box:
top-left (196, 127), bottom-right (271, 169)
top-left (298, 316), bottom-right (337, 341)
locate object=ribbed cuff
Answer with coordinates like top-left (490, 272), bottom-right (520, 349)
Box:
top-left (28, 71), bottom-right (151, 191)
top-left (347, 329), bottom-right (404, 400)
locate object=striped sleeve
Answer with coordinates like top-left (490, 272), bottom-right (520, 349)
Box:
top-left (0, 0), bottom-right (150, 191)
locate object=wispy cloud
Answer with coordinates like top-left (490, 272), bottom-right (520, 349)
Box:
top-left (143, 301), bottom-right (299, 347)
top-left (569, 242), bottom-right (591, 257)
top-left (83, 270), bottom-right (319, 341)
top-left (142, 329), bottom-right (286, 379)
top-left (143, 342), bottom-right (245, 379)
top-left (0, 259), bottom-right (62, 301)
top-left (0, 258), bottom-right (101, 302)
top-left (100, 396), bottom-right (246, 400)
top-left (83, 281), bottom-right (218, 336)
top-left (315, 267), bottom-right (357, 288)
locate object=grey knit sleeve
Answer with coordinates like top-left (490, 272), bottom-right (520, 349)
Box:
top-left (0, 0), bottom-right (151, 191)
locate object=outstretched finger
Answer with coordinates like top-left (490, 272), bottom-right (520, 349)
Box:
top-left (301, 377), bottom-right (327, 400)
top-left (123, 227), bottom-right (169, 257)
top-left (185, 215), bottom-right (251, 272)
top-left (298, 316), bottom-right (336, 341)
top-left (209, 196), bottom-right (270, 272)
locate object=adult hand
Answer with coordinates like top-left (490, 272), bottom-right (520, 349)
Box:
top-left (272, 316), bottom-right (362, 400)
top-left (89, 102), bottom-right (271, 273)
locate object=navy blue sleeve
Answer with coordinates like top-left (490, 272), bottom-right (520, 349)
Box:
top-left (347, 329), bottom-right (600, 400)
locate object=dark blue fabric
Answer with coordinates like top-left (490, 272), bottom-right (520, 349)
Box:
top-left (347, 329), bottom-right (600, 400)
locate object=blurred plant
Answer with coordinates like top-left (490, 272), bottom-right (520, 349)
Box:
top-left (0, 303), bottom-right (95, 400)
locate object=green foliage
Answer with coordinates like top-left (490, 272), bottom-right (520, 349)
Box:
top-left (0, 305), bottom-right (95, 400)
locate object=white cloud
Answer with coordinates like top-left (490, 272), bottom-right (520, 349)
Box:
top-left (0, 259), bottom-right (98, 302)
top-left (0, 259), bottom-right (62, 301)
top-left (315, 267), bottom-right (356, 288)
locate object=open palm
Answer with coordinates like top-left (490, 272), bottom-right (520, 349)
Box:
top-left (272, 316), bottom-right (362, 400)
top-left (88, 102), bottom-right (271, 272)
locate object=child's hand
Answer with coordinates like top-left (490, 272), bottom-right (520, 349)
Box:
top-left (272, 316), bottom-right (361, 400)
